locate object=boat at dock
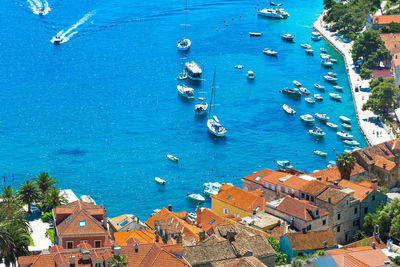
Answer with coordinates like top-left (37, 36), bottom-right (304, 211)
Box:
top-left (305, 97), bottom-right (315, 104)
top-left (312, 32), bottom-right (321, 37)
top-left (167, 154), bottom-right (179, 162)
top-left (186, 193), bottom-right (205, 203)
top-left (81, 195), bottom-right (96, 205)
top-left (263, 48), bottom-right (278, 56)
top-left (277, 160), bottom-right (293, 169)
top-left (315, 113), bottom-right (329, 122)
top-left (321, 54), bottom-right (330, 59)
top-left (300, 114), bottom-right (315, 123)
top-left (299, 87), bottom-right (310, 94)
top-left (327, 72), bottom-right (337, 77)
top-left (203, 182), bottom-right (222, 196)
top-left (329, 93), bottom-right (342, 101)
top-left (249, 32), bottom-right (263, 37)
top-left (320, 48), bottom-right (327, 53)
top-left (330, 58), bottom-right (337, 63)
top-left (177, 85), bottom-right (195, 99)
top-left (281, 33), bottom-right (295, 41)
top-left (155, 177), bottom-right (166, 185)
top-left (314, 150), bottom-right (327, 157)
top-left (293, 80), bottom-right (302, 87)
top-left (305, 48), bottom-right (314, 54)
top-left (311, 35), bottom-right (321, 41)
top-left (314, 94), bottom-right (323, 101)
top-left (321, 60), bottom-right (334, 67)
top-left (185, 61), bottom-right (202, 81)
top-left (337, 131), bottom-right (353, 140)
top-left (339, 116), bottom-right (351, 123)
top-left (282, 104), bottom-right (296, 114)
top-left (282, 88), bottom-right (301, 98)
top-left (314, 84), bottom-right (325, 90)
top-left (309, 127), bottom-right (325, 137)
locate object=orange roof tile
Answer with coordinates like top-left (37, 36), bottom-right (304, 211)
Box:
top-left (299, 180), bottom-right (329, 196)
top-left (374, 155), bottom-right (396, 171)
top-left (195, 208), bottom-right (225, 233)
top-left (243, 168), bottom-right (289, 185)
top-left (343, 236), bottom-right (386, 249)
top-left (56, 208), bottom-right (107, 236)
top-left (328, 247), bottom-right (391, 267)
top-left (373, 15), bottom-right (400, 25)
top-left (317, 187), bottom-right (348, 205)
top-left (115, 229), bottom-right (156, 246)
top-left (277, 175), bottom-right (310, 191)
top-left (274, 196), bottom-right (328, 222)
top-left (285, 230), bottom-right (337, 251)
top-left (309, 164), bottom-right (366, 182)
top-left (211, 184), bottom-right (265, 213)
top-left (338, 180), bottom-right (373, 201)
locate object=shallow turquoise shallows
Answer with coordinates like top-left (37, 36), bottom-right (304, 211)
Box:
top-left (0, 0), bottom-right (366, 218)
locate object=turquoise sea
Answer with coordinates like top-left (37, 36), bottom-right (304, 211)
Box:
top-left (1, 0), bottom-right (366, 218)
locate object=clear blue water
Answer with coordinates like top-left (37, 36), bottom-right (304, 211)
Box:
top-left (1, 0), bottom-right (366, 218)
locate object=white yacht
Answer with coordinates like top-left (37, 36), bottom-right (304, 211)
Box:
top-left (203, 182), bottom-right (222, 196)
top-left (329, 93), bottom-right (342, 101)
top-left (167, 154), bottom-right (179, 162)
top-left (282, 104), bottom-right (296, 114)
top-left (309, 127), bottom-right (325, 137)
top-left (194, 97), bottom-right (208, 115)
top-left (177, 0), bottom-right (191, 51)
top-left (263, 48), bottom-right (278, 56)
top-left (277, 160), bottom-right (293, 169)
top-left (315, 113), bottom-right (329, 122)
top-left (293, 80), bottom-right (302, 87)
top-left (300, 114), bottom-right (315, 123)
top-left (155, 177), bottom-right (166, 185)
top-left (257, 8), bottom-right (289, 19)
top-left (337, 131), bottom-right (353, 140)
top-left (186, 193), bottom-right (205, 203)
top-left (81, 195), bottom-right (96, 205)
top-left (207, 67), bottom-right (227, 137)
top-left (177, 85), bottom-right (194, 99)
top-left (185, 61), bottom-right (202, 81)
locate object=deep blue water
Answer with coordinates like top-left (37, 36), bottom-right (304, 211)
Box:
top-left (1, 0), bottom-right (366, 218)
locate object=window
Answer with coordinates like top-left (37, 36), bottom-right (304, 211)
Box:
top-left (255, 176), bottom-right (261, 182)
top-left (306, 195), bottom-right (310, 201)
top-left (209, 219), bottom-right (215, 225)
top-left (94, 240), bottom-right (101, 248)
top-left (223, 208), bottom-right (229, 215)
top-left (79, 220), bottom-right (86, 228)
top-left (226, 195), bottom-right (231, 200)
top-left (337, 226), bottom-right (341, 232)
top-left (265, 183), bottom-right (269, 188)
top-left (337, 213), bottom-right (341, 220)
top-left (345, 234), bottom-right (348, 242)
top-left (316, 209), bottom-right (319, 216)
top-left (311, 196), bottom-right (314, 202)
top-left (285, 187), bottom-right (289, 193)
top-left (234, 213), bottom-right (240, 218)
top-left (353, 220), bottom-right (359, 226)
top-left (364, 207), bottom-right (368, 214)
top-left (66, 241), bottom-right (73, 249)
top-left (307, 225), bottom-right (311, 231)
top-left (271, 185), bottom-right (275, 190)
top-left (346, 200), bottom-right (349, 206)
top-left (354, 207), bottom-right (358, 215)
top-left (255, 206), bottom-right (260, 211)
top-left (372, 195), bottom-right (375, 201)
top-left (301, 193), bottom-right (305, 198)
top-left (322, 219), bottom-right (326, 226)
top-left (95, 263), bottom-right (101, 267)
top-left (244, 186), bottom-right (248, 191)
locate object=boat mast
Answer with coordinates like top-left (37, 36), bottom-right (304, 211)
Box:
top-left (209, 66), bottom-right (216, 118)
top-left (184, 0), bottom-right (188, 38)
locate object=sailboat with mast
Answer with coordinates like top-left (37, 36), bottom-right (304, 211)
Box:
top-left (207, 67), bottom-right (227, 137)
top-left (177, 0), bottom-right (191, 51)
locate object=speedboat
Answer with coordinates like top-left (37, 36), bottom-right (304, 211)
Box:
top-left (155, 177), bottom-right (166, 185)
top-left (314, 94), bottom-right (323, 101)
top-left (309, 127), bottom-right (325, 137)
top-left (235, 65), bottom-right (243, 69)
top-left (186, 193), bottom-right (205, 203)
top-left (299, 87), bottom-right (310, 94)
top-left (81, 195), bottom-right (96, 205)
top-left (314, 84), bottom-right (325, 90)
top-left (312, 32), bottom-right (321, 37)
top-left (315, 113), bottom-right (330, 122)
top-left (282, 88), bottom-right (301, 98)
top-left (339, 116), bottom-right (351, 123)
top-left (293, 80), bottom-right (302, 87)
top-left (177, 38), bottom-right (191, 51)
top-left (320, 48), bottom-right (327, 53)
top-left (326, 122), bottom-right (338, 129)
top-left (247, 70), bottom-right (255, 79)
top-left (324, 75), bottom-right (338, 83)
top-left (194, 98), bottom-right (208, 116)
top-left (53, 35), bottom-right (62, 44)
top-left (314, 150), bottom-right (328, 157)
top-left (281, 33), bottom-right (295, 41)
top-left (167, 154), bottom-right (179, 162)
top-left (343, 140), bottom-right (360, 146)
top-left (185, 61), bottom-right (202, 81)
top-left (305, 97), bottom-right (315, 104)
top-left (305, 48), bottom-right (314, 54)
top-left (321, 60), bottom-right (333, 67)
top-left (208, 116), bottom-right (227, 137)
top-left (257, 8), bottom-right (289, 19)
top-left (300, 43), bottom-right (311, 49)
top-left (277, 160), bottom-right (293, 169)
top-left (327, 72), bottom-right (337, 77)
top-left (250, 32), bottom-right (263, 37)
top-left (329, 93), bottom-right (342, 101)
top-left (330, 58), bottom-right (337, 63)
top-left (337, 131), bottom-right (353, 140)
top-left (321, 54), bottom-right (330, 60)
top-left (203, 182), bottom-right (222, 196)
top-left (300, 114), bottom-right (315, 123)
top-left (177, 85), bottom-right (195, 99)
top-left (282, 104), bottom-right (296, 114)
top-left (263, 48), bottom-right (278, 56)
top-left (333, 85), bottom-right (343, 91)
top-left (342, 123), bottom-right (352, 130)
top-left (311, 35), bottom-right (322, 41)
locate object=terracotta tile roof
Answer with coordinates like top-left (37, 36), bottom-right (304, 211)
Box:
top-left (269, 221), bottom-right (296, 240)
top-left (243, 168), bottom-right (289, 185)
top-left (374, 155), bottom-right (396, 171)
top-left (115, 229), bottom-right (156, 246)
top-left (353, 139), bottom-right (395, 165)
top-left (195, 208), bottom-right (226, 233)
top-left (211, 184), bottom-right (265, 213)
top-left (327, 246), bottom-right (391, 267)
top-left (343, 236), bottom-right (386, 249)
top-left (212, 222), bottom-right (271, 240)
top-left (372, 68), bottom-right (392, 79)
top-left (274, 196), bottom-right (328, 221)
top-left (357, 180), bottom-right (374, 188)
top-left (299, 180), bottom-right (329, 196)
top-left (310, 164), bottom-right (366, 182)
top-left (330, 253), bottom-right (369, 267)
top-left (277, 175), bottom-right (310, 191)
top-left (317, 187), bottom-right (348, 205)
top-left (373, 15), bottom-right (400, 25)
top-left (56, 208), bottom-right (107, 236)
top-left (284, 229), bottom-right (337, 251)
top-left (211, 256), bottom-right (267, 267)
top-left (380, 33), bottom-right (400, 56)
top-left (338, 180), bottom-right (373, 202)
top-left (53, 200), bottom-right (104, 217)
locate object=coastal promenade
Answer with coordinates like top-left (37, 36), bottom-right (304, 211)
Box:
top-left (313, 12), bottom-right (395, 146)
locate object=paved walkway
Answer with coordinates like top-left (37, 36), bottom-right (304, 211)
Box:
top-left (28, 218), bottom-right (52, 251)
top-left (313, 13), bottom-right (395, 145)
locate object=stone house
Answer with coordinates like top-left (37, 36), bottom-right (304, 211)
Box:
top-left (108, 214), bottom-right (148, 239)
top-left (309, 163), bottom-right (367, 183)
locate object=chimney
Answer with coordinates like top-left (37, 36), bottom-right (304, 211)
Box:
top-left (113, 246), bottom-right (121, 254)
top-left (383, 163), bottom-right (387, 170)
top-left (196, 206), bottom-right (201, 224)
top-left (135, 243), bottom-right (139, 253)
top-left (177, 233), bottom-right (182, 244)
top-left (334, 181), bottom-right (339, 186)
top-left (328, 197), bottom-right (331, 204)
top-left (316, 176), bottom-right (322, 181)
top-left (168, 204), bottom-right (172, 211)
top-left (372, 241), bottom-right (376, 249)
top-left (155, 231), bottom-right (159, 243)
top-left (371, 179), bottom-right (378, 190)
top-left (199, 231), bottom-right (206, 242)
top-left (252, 209), bottom-right (257, 215)
top-left (69, 255), bottom-right (75, 265)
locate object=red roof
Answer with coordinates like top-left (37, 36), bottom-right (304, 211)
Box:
top-left (275, 196), bottom-right (328, 221)
top-left (372, 68), bottom-right (392, 79)
top-left (373, 15), bottom-right (400, 25)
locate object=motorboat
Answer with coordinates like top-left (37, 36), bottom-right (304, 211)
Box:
top-left (330, 58), bottom-right (337, 63)
top-left (235, 65), bottom-right (243, 69)
top-left (282, 104), bottom-right (296, 114)
top-left (333, 85), bottom-right (343, 91)
top-left (321, 54), bottom-right (330, 59)
top-left (203, 182), bottom-right (222, 196)
top-left (312, 32), bottom-right (321, 37)
top-left (277, 160), bottom-right (293, 169)
top-left (305, 48), bottom-right (314, 54)
top-left (300, 114), bottom-right (315, 123)
top-left (167, 154), bottom-right (179, 162)
top-left (155, 177), bottom-right (166, 185)
top-left (194, 98), bottom-right (208, 116)
top-left (276, 8), bottom-right (289, 17)
top-left (263, 48), bottom-right (278, 56)
top-left (342, 123), bottom-right (352, 130)
top-left (257, 8), bottom-right (289, 19)
top-left (337, 131), bottom-right (353, 140)
top-left (339, 116), bottom-right (351, 123)
top-left (299, 87), bottom-right (310, 94)
top-left (311, 35), bottom-right (322, 41)
top-left (177, 38), bottom-right (191, 51)
top-left (53, 35), bottom-right (62, 44)
top-left (186, 193), bottom-right (205, 203)
top-left (250, 32), bottom-right (263, 37)
top-left (300, 43), bottom-right (311, 49)
top-left (314, 84), bottom-right (325, 90)
top-left (207, 67), bottom-right (227, 137)
top-left (177, 73), bottom-right (188, 80)
top-left (185, 61), bottom-right (202, 81)
top-left (343, 140), bottom-right (360, 146)
top-left (315, 113), bottom-right (330, 122)
top-left (38, 7), bottom-right (45, 15)
top-left (329, 93), bottom-right (342, 101)
top-left (293, 80), bottom-right (302, 87)
top-left (247, 71), bottom-right (255, 79)
top-left (326, 122), bottom-right (338, 129)
top-left (314, 150), bottom-right (328, 157)
top-left (281, 33), bottom-right (295, 41)
top-left (81, 195), bottom-right (96, 205)
top-left (321, 60), bottom-right (333, 67)
top-left (309, 127), bottom-right (325, 137)
top-left (177, 85), bottom-right (194, 99)
top-left (282, 88), bottom-right (301, 98)
top-left (320, 48), bottom-right (327, 53)
top-left (314, 94), bottom-right (323, 101)
top-left (270, 1), bottom-right (282, 6)
top-left (327, 72), bottom-right (337, 77)
top-left (324, 75), bottom-right (338, 83)
top-left (305, 97), bottom-right (315, 104)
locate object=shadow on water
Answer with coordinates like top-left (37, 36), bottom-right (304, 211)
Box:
top-left (55, 149), bottom-right (87, 156)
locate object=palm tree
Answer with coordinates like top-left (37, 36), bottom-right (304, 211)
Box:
top-left (42, 188), bottom-right (67, 212)
top-left (18, 181), bottom-right (40, 214)
top-left (0, 186), bottom-right (22, 217)
top-left (33, 172), bottom-right (56, 198)
top-left (336, 152), bottom-right (356, 180)
top-left (108, 254), bottom-right (128, 267)
top-left (1, 223), bottom-right (30, 267)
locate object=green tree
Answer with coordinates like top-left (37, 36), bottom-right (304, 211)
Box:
top-left (0, 186), bottom-right (22, 217)
top-left (360, 66), bottom-right (372, 79)
top-left (323, 0), bottom-right (335, 9)
top-left (363, 212), bottom-right (379, 236)
top-left (108, 254), bottom-right (128, 267)
top-left (267, 237), bottom-right (288, 265)
top-left (18, 181), bottom-right (40, 214)
top-left (353, 230), bottom-right (367, 241)
top-left (1, 224), bottom-right (30, 267)
top-left (33, 172), bottom-right (57, 199)
top-left (352, 29), bottom-right (390, 67)
top-left (336, 153), bottom-right (356, 180)
top-left (41, 187), bottom-right (67, 212)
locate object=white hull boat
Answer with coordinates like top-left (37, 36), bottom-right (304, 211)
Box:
top-left (315, 113), bottom-right (330, 122)
top-left (277, 160), bottom-right (293, 169)
top-left (194, 97), bottom-right (208, 116)
top-left (247, 71), bottom-right (255, 80)
top-left (185, 61), bottom-right (202, 81)
top-left (53, 35), bottom-right (62, 44)
top-left (300, 114), bottom-right (315, 123)
top-left (293, 80), bottom-right (302, 87)
top-left (235, 65), bottom-right (243, 69)
top-left (203, 182), bottom-right (222, 196)
top-left (299, 87), bottom-right (310, 94)
top-left (309, 127), bottom-right (325, 137)
top-left (324, 75), bottom-right (338, 83)
top-left (187, 193), bottom-right (205, 203)
top-left (263, 48), bottom-right (278, 56)
top-left (337, 131), bottom-right (353, 140)
top-left (257, 8), bottom-right (289, 19)
top-left (333, 85), bottom-right (343, 91)
top-left (329, 93), bottom-right (342, 101)
top-left (283, 104), bottom-right (296, 114)
top-left (250, 32), bottom-right (263, 37)
top-left (321, 60), bottom-right (333, 67)
top-left (314, 150), bottom-right (327, 157)
top-left (312, 36), bottom-right (321, 41)
top-left (339, 116), bottom-right (351, 123)
top-left (167, 154), bottom-right (179, 162)
top-left (305, 97), bottom-right (315, 104)
top-left (326, 122), bottom-right (338, 129)
top-left (177, 85), bottom-right (195, 99)
top-left (342, 123), bottom-right (352, 130)
top-left (305, 48), bottom-right (314, 54)
top-left (207, 67), bottom-right (227, 137)
top-left (327, 72), bottom-right (337, 77)
top-left (177, 38), bottom-right (191, 51)
top-left (314, 84), bottom-right (325, 90)
top-left (81, 195), bottom-right (96, 205)
top-left (300, 43), bottom-right (311, 49)
top-left (155, 177), bottom-right (166, 185)
top-left (281, 33), bottom-right (295, 41)
top-left (314, 94), bottom-right (323, 101)
top-left (320, 48), bottom-right (327, 53)
top-left (343, 140), bottom-right (360, 146)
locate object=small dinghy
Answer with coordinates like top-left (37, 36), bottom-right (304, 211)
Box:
top-left (305, 48), bottom-right (314, 54)
top-left (326, 122), bottom-right (338, 129)
top-left (203, 182), bottom-right (222, 196)
top-left (263, 48), bottom-right (278, 56)
top-left (300, 114), bottom-right (315, 123)
top-left (167, 154), bottom-right (179, 162)
top-left (342, 123), bottom-right (352, 130)
top-left (299, 87), bottom-right (310, 94)
top-left (327, 72), bottom-right (337, 77)
top-left (177, 85), bottom-right (195, 99)
top-left (322, 60), bottom-right (334, 67)
top-left (314, 94), bottom-right (323, 101)
top-left (339, 116), bottom-right (351, 123)
top-left (309, 127), bottom-right (325, 137)
top-left (247, 70), bottom-right (255, 80)
top-left (282, 88), bottom-right (301, 98)
top-left (187, 193), bottom-right (205, 203)
top-left (337, 131), bottom-right (353, 140)
top-left (314, 84), bottom-right (325, 90)
top-left (250, 32), bottom-right (263, 37)
top-left (321, 54), bottom-right (330, 59)
top-left (283, 104), bottom-right (296, 114)
top-left (315, 113), bottom-right (330, 122)
top-left (333, 85), bottom-right (343, 91)
top-left (194, 97), bottom-right (208, 116)
top-left (300, 43), bottom-right (312, 49)
top-left (343, 140), bottom-right (360, 146)
top-left (305, 97), bottom-right (315, 104)
top-left (281, 33), bottom-right (295, 41)
top-left (330, 58), bottom-right (337, 63)
top-left (320, 48), bottom-right (327, 53)
top-left (329, 93), bottom-right (342, 101)
top-left (314, 150), bottom-right (327, 157)
top-left (177, 73), bottom-right (188, 80)
top-left (277, 160), bottom-right (293, 169)
top-left (235, 65), bottom-right (243, 69)
top-left (312, 35), bottom-right (321, 41)
top-left (324, 75), bottom-right (338, 83)
top-left (155, 177), bottom-right (166, 185)
top-left (293, 80), bottom-right (302, 87)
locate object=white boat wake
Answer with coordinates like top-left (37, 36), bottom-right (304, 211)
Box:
top-left (27, 0), bottom-right (51, 15)
top-left (50, 10), bottom-right (96, 44)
